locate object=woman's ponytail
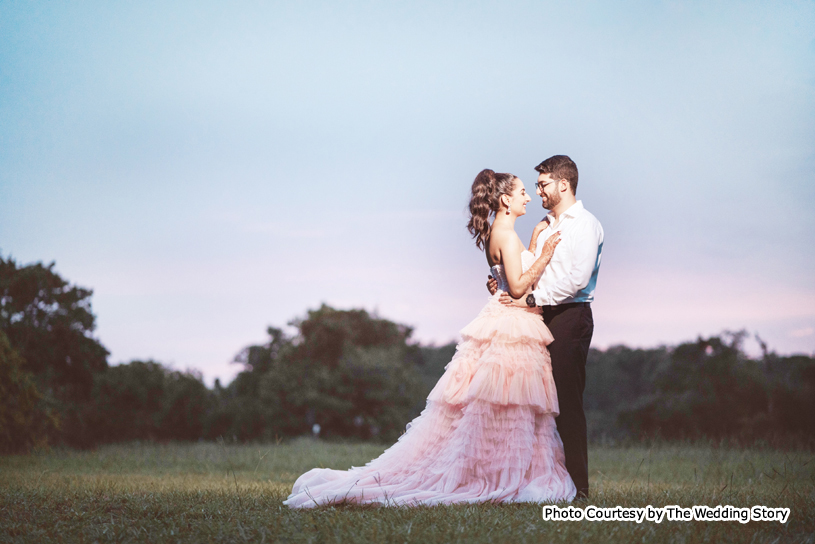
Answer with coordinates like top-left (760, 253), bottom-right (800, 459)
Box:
top-left (467, 169), bottom-right (496, 250)
top-left (467, 169), bottom-right (517, 250)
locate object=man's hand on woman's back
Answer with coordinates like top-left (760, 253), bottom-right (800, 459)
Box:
top-left (486, 275), bottom-right (498, 295)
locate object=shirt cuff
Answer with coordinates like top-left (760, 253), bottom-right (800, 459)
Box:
top-left (533, 289), bottom-right (550, 307)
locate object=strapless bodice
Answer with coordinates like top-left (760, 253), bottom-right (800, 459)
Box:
top-left (490, 250), bottom-right (536, 293)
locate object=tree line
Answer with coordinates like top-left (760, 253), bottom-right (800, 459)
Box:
top-left (1, 255), bottom-right (813, 453)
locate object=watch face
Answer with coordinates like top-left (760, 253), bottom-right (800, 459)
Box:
top-left (526, 294), bottom-right (535, 307)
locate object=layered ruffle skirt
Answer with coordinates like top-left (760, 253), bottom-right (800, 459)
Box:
top-left (283, 295), bottom-right (576, 508)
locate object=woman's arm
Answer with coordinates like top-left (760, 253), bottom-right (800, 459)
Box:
top-left (496, 230), bottom-right (561, 299)
top-left (528, 218), bottom-right (549, 254)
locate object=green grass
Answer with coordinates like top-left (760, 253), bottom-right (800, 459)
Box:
top-left (1, 439), bottom-right (813, 543)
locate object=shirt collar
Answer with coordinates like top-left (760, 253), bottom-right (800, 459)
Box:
top-left (546, 200), bottom-right (584, 224)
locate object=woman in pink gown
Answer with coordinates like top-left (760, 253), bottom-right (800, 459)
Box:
top-left (284, 169), bottom-right (576, 508)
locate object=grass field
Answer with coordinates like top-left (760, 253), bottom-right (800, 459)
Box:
top-left (1, 439), bottom-right (813, 543)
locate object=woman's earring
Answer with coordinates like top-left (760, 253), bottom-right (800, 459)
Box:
top-left (505, 199), bottom-right (511, 214)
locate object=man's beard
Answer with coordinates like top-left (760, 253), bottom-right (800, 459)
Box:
top-left (542, 190), bottom-right (561, 210)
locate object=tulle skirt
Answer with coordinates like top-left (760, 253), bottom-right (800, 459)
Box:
top-left (283, 294), bottom-right (576, 508)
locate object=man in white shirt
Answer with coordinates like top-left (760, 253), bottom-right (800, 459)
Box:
top-left (487, 155), bottom-right (603, 499)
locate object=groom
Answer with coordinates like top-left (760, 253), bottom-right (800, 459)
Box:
top-left (487, 155), bottom-right (603, 499)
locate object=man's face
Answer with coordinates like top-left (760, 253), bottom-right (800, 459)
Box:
top-left (536, 173), bottom-right (562, 211)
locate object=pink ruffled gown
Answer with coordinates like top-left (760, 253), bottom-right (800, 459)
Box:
top-left (284, 251), bottom-right (576, 508)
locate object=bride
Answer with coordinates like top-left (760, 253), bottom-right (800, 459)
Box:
top-left (284, 169), bottom-right (576, 507)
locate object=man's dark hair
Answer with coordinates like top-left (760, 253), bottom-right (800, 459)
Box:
top-left (535, 155), bottom-right (578, 195)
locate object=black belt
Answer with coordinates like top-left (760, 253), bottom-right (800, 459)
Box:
top-left (540, 301), bottom-right (590, 312)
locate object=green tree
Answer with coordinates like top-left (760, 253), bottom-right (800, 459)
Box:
top-left (0, 256), bottom-right (109, 446)
top-left (226, 305), bottom-right (425, 442)
top-left (90, 360), bottom-right (213, 443)
top-left (583, 345), bottom-right (670, 440)
top-left (157, 368), bottom-right (211, 441)
top-left (619, 332), bottom-right (769, 440)
top-left (0, 330), bottom-right (58, 452)
top-left (90, 360), bottom-right (167, 442)
top-left (762, 354), bottom-right (815, 439)
top-left (207, 327), bottom-right (291, 441)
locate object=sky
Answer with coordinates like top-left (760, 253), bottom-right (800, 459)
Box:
top-left (1, 0), bottom-right (813, 385)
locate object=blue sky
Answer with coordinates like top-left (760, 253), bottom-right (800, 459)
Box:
top-left (2, 0), bottom-right (813, 384)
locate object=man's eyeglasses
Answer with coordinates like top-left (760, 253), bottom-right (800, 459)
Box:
top-left (535, 179), bottom-right (561, 191)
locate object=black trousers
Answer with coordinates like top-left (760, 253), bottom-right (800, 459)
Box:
top-left (542, 303), bottom-right (593, 498)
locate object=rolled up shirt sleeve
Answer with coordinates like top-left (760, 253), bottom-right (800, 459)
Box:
top-left (533, 216), bottom-right (603, 306)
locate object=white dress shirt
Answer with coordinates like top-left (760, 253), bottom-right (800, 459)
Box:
top-left (533, 200), bottom-right (604, 306)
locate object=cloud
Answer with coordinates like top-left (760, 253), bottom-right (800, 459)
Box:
top-left (789, 327), bottom-right (814, 338)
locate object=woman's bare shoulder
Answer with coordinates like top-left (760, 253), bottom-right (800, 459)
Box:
top-left (492, 227), bottom-right (524, 249)
top-left (489, 226), bottom-right (515, 246)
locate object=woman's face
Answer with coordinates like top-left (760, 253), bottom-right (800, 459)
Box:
top-left (506, 177), bottom-right (532, 216)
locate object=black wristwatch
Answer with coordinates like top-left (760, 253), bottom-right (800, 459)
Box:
top-left (526, 294), bottom-right (537, 308)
